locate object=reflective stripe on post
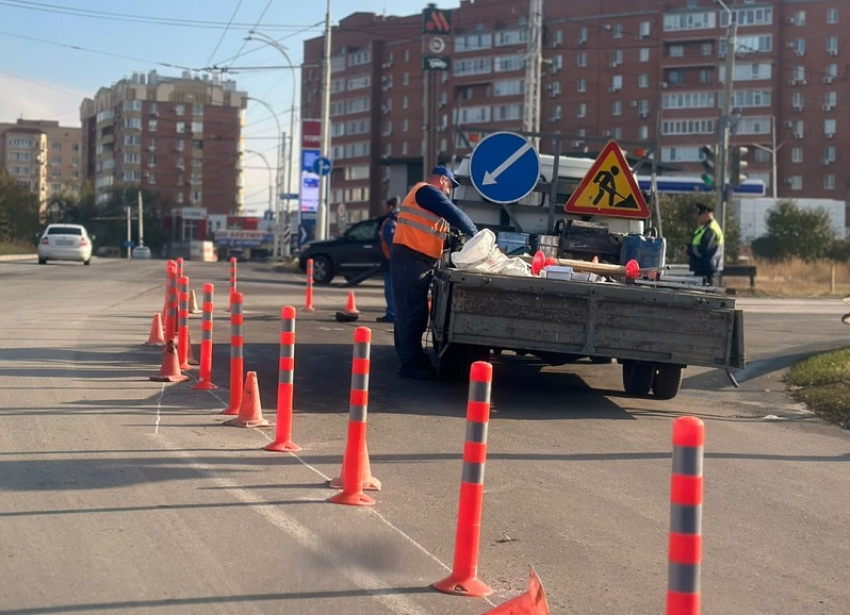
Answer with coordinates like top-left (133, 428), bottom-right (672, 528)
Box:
top-left (305, 258), bottom-right (315, 312)
top-left (193, 283), bottom-right (217, 390)
top-left (178, 275), bottom-right (191, 370)
top-left (328, 327), bottom-right (375, 507)
top-left (666, 416), bottom-right (704, 615)
top-left (433, 361), bottom-right (494, 598)
top-left (222, 291), bottom-right (244, 415)
top-left (265, 306), bottom-right (301, 452)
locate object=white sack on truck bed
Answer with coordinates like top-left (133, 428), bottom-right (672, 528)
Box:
top-left (451, 229), bottom-right (532, 277)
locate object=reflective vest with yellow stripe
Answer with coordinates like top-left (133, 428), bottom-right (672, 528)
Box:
top-left (393, 182), bottom-right (450, 259)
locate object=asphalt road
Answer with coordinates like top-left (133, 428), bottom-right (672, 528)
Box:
top-left (0, 257), bottom-right (848, 615)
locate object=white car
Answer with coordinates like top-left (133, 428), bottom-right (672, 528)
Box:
top-left (131, 245), bottom-right (152, 259)
top-left (38, 224), bottom-right (94, 265)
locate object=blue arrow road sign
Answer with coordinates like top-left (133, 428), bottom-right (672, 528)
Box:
top-left (469, 132), bottom-right (541, 204)
top-left (313, 156), bottom-right (332, 176)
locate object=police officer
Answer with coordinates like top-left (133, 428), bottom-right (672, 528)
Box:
top-left (687, 202), bottom-right (724, 286)
top-left (390, 166), bottom-right (478, 379)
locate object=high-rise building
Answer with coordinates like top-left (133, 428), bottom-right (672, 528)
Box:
top-left (0, 119), bottom-right (82, 212)
top-left (302, 0), bottom-right (849, 233)
top-left (80, 71), bottom-right (247, 218)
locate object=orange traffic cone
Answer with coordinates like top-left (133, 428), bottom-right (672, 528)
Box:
top-left (224, 371), bottom-right (269, 428)
top-left (150, 340), bottom-right (189, 383)
top-left (144, 313), bottom-right (165, 346)
top-left (344, 291), bottom-right (360, 315)
top-left (329, 440), bottom-right (381, 491)
top-left (480, 568), bottom-right (550, 615)
top-left (189, 289), bottom-right (201, 314)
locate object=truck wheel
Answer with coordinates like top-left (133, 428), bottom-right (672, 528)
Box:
top-left (437, 343), bottom-right (490, 382)
top-left (311, 255), bottom-right (334, 284)
top-left (622, 360), bottom-right (655, 396)
top-left (652, 365), bottom-right (683, 400)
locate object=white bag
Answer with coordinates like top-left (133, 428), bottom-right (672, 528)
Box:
top-left (451, 229), bottom-right (497, 268)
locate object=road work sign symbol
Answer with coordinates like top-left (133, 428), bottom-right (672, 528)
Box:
top-left (565, 140), bottom-right (650, 219)
top-left (469, 132), bottom-right (541, 204)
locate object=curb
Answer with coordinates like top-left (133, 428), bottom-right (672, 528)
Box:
top-left (0, 254), bottom-right (36, 262)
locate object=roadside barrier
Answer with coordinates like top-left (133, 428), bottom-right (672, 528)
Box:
top-left (481, 568), bottom-right (550, 615)
top-left (193, 283), bottom-right (217, 390)
top-left (265, 306), bottom-right (301, 452)
top-left (433, 361), bottom-right (494, 598)
top-left (178, 275), bottom-right (192, 370)
top-left (161, 260), bottom-right (175, 330)
top-left (150, 339), bottom-right (188, 383)
top-left (329, 326), bottom-right (377, 506)
top-left (223, 291), bottom-right (244, 415)
top-left (224, 371), bottom-right (269, 428)
top-left (666, 416), bottom-right (704, 615)
top-left (228, 257), bottom-right (237, 312)
top-left (176, 256), bottom-right (184, 281)
top-left (305, 258), bottom-right (315, 312)
top-left (144, 313), bottom-right (165, 347)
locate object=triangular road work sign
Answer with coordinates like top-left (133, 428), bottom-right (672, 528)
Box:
top-left (565, 140), bottom-right (650, 219)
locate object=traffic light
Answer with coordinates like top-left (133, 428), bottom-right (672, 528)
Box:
top-left (730, 145), bottom-right (749, 188)
top-left (700, 145), bottom-right (717, 188)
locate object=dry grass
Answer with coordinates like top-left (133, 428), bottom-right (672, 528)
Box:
top-left (723, 258), bottom-right (850, 297)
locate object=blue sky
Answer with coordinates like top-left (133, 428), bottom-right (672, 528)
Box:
top-left (0, 0), bottom-right (441, 211)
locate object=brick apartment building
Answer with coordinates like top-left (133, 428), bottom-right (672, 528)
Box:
top-left (80, 71), bottom-right (247, 240)
top-left (302, 0), bottom-right (849, 231)
top-left (0, 119), bottom-right (82, 214)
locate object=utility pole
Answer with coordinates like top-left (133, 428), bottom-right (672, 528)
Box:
top-left (716, 0), bottom-right (737, 233)
top-left (126, 205), bottom-right (132, 259)
top-left (317, 0), bottom-right (332, 241)
top-left (523, 0), bottom-right (543, 148)
top-left (137, 191), bottom-right (144, 247)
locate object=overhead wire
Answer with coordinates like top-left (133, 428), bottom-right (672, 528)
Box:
top-left (204, 0), bottom-right (246, 68)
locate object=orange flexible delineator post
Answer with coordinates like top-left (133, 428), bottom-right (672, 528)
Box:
top-left (193, 283), bottom-right (217, 390)
top-left (305, 258), bottom-right (315, 312)
top-left (666, 416), bottom-right (705, 615)
top-left (165, 264), bottom-right (178, 344)
top-left (329, 327), bottom-right (376, 507)
top-left (222, 291), bottom-right (244, 415)
top-left (162, 260), bottom-right (175, 330)
top-left (228, 257), bottom-right (237, 312)
top-left (178, 275), bottom-right (192, 371)
top-left (433, 361), bottom-right (494, 598)
top-left (175, 258), bottom-right (184, 337)
top-left (265, 306), bottom-right (302, 452)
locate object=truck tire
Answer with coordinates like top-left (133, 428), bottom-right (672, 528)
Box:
top-left (436, 343), bottom-right (490, 382)
top-left (622, 360), bottom-right (655, 396)
top-left (651, 365), bottom-right (683, 400)
top-left (311, 255), bottom-right (334, 284)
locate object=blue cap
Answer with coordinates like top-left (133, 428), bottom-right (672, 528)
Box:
top-left (431, 165), bottom-right (460, 187)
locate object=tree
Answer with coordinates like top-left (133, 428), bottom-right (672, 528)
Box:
top-left (752, 200), bottom-right (834, 262)
top-left (0, 168), bottom-right (41, 244)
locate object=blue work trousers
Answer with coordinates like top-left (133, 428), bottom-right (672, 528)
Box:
top-left (389, 244), bottom-right (437, 371)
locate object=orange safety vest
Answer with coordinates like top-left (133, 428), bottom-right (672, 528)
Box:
top-left (393, 182), bottom-right (450, 259)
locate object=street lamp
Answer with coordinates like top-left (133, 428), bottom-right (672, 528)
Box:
top-left (715, 0), bottom-right (737, 232)
top-left (244, 149), bottom-right (274, 233)
top-left (247, 97), bottom-right (283, 257)
top-left (245, 31), bottom-right (298, 248)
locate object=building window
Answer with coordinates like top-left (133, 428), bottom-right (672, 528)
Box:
top-left (494, 78), bottom-right (524, 96)
top-left (495, 28), bottom-right (528, 47)
top-left (51, 142), bottom-right (62, 150)
top-left (639, 48), bottom-right (650, 62)
top-left (455, 32), bottom-right (493, 52)
top-left (192, 122), bottom-right (203, 133)
top-left (661, 119), bottom-right (715, 135)
top-left (495, 55), bottom-right (526, 72)
top-left (176, 104), bottom-right (185, 115)
top-left (176, 122), bottom-right (186, 133)
top-left (661, 146), bottom-right (702, 163)
top-left (639, 21), bottom-right (651, 37)
top-left (827, 8), bottom-right (839, 24)
top-left (613, 24), bottom-right (623, 38)
top-left (149, 102), bottom-right (158, 115)
top-left (577, 27), bottom-right (588, 44)
top-left (402, 118), bottom-right (409, 132)
top-left (577, 52), bottom-right (587, 67)
top-left (577, 103), bottom-right (586, 118)
top-left (124, 117), bottom-right (141, 129)
top-left (124, 152), bottom-right (140, 164)
top-left (146, 172), bottom-right (156, 184)
top-left (663, 12), bottom-right (716, 31)
top-left (826, 36), bottom-right (839, 55)
top-left (823, 146), bottom-right (836, 163)
top-left (612, 101), bottom-right (622, 116)
top-left (789, 176), bottom-right (802, 191)
top-left (148, 155), bottom-right (157, 167)
top-left (791, 147), bottom-right (803, 163)
top-left (454, 57), bottom-right (492, 76)
top-left (668, 45), bottom-right (684, 58)
top-left (700, 43), bottom-right (712, 56)
top-left (123, 100), bottom-right (142, 111)
top-left (720, 7), bottom-right (773, 27)
top-left (577, 78), bottom-right (587, 92)
top-left (148, 120), bottom-right (158, 131)
top-left (824, 174), bottom-right (835, 190)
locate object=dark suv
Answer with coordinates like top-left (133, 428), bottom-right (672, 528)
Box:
top-left (298, 217), bottom-right (384, 284)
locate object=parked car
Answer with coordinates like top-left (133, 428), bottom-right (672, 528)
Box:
top-left (38, 224), bottom-right (94, 265)
top-left (298, 217), bottom-right (384, 284)
top-left (131, 245), bottom-right (152, 259)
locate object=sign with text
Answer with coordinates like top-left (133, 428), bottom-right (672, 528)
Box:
top-left (301, 118), bottom-right (321, 150)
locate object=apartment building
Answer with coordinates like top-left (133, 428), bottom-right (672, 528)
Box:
top-left (80, 71), bottom-right (248, 226)
top-left (302, 0), bottom-right (849, 230)
top-left (0, 119), bottom-right (82, 212)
